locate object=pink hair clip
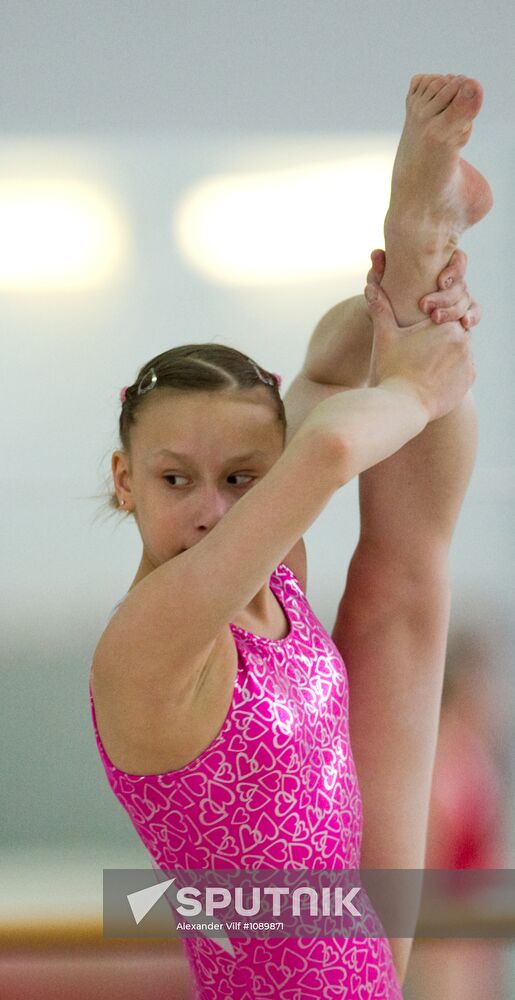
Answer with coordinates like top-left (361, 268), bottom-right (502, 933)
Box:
top-left (273, 373), bottom-right (282, 388)
top-left (119, 385), bottom-right (129, 403)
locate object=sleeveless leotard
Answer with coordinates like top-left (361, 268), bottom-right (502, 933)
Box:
top-left (89, 562), bottom-right (402, 998)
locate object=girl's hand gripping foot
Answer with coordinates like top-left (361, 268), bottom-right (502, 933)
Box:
top-left (368, 247), bottom-right (482, 331)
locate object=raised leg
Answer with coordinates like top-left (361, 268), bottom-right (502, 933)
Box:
top-left (329, 75), bottom-right (491, 984)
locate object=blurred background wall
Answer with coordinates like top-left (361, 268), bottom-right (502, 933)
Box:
top-left (1, 0), bottom-right (514, 993)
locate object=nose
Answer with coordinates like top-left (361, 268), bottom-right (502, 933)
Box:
top-left (193, 484), bottom-right (232, 533)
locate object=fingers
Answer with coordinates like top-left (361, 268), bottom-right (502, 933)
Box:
top-left (436, 248), bottom-right (468, 290)
top-left (432, 295), bottom-right (481, 328)
top-left (419, 279), bottom-right (482, 328)
top-left (366, 248), bottom-right (386, 286)
top-left (461, 299), bottom-right (482, 329)
top-left (422, 282), bottom-right (471, 323)
top-left (366, 266), bottom-right (380, 287)
top-left (364, 282), bottom-right (399, 338)
top-left (420, 278), bottom-right (467, 314)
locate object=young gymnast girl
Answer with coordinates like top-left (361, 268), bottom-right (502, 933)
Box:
top-left (89, 74), bottom-right (491, 997)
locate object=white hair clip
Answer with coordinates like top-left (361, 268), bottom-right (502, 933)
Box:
top-left (137, 367), bottom-right (158, 395)
top-left (247, 358), bottom-right (281, 388)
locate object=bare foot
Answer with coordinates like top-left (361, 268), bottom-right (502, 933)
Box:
top-left (381, 74), bottom-right (493, 325)
top-left (385, 74), bottom-right (493, 249)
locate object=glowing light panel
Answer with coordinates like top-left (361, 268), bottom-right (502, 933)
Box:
top-left (174, 151), bottom-right (395, 286)
top-left (0, 179), bottom-right (130, 291)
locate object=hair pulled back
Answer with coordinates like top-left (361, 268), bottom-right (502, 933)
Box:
top-left (108, 342), bottom-right (286, 514)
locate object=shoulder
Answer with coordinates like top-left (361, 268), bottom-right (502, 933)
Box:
top-left (281, 537), bottom-right (307, 594)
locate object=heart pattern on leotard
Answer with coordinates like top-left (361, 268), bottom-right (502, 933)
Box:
top-left (90, 562), bottom-right (402, 998)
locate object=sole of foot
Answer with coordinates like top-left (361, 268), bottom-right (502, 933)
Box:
top-left (386, 73), bottom-right (493, 243)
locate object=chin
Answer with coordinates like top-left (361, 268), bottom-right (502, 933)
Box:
top-left (157, 550), bottom-right (184, 563)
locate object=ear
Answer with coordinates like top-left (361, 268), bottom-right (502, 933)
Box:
top-left (111, 450), bottom-right (131, 494)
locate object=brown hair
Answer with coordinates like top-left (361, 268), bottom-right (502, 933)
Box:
top-left (106, 343), bottom-right (286, 517)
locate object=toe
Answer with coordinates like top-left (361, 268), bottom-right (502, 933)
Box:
top-left (408, 74), bottom-right (433, 101)
top-left (409, 75), bottom-right (425, 95)
top-left (453, 77), bottom-right (484, 119)
top-left (424, 75), bottom-right (452, 100)
top-left (417, 75), bottom-right (434, 97)
top-left (428, 75), bottom-right (465, 114)
top-left (427, 76), bottom-right (484, 143)
top-left (408, 74), bottom-right (467, 118)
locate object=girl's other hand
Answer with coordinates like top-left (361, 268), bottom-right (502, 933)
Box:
top-left (419, 249), bottom-right (482, 330)
top-left (367, 247), bottom-right (482, 331)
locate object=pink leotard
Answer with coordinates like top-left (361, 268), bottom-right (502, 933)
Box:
top-left (89, 562), bottom-right (402, 998)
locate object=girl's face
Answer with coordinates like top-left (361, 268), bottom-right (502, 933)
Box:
top-left (112, 388), bottom-right (284, 571)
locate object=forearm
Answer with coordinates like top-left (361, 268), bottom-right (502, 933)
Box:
top-left (303, 378), bottom-right (428, 481)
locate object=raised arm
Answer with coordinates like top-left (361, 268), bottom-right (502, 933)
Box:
top-left (95, 306), bottom-right (473, 715)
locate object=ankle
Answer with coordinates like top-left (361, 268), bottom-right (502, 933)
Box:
top-left (385, 210), bottom-right (461, 259)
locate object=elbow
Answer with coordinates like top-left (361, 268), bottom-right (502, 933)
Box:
top-left (294, 416), bottom-right (354, 488)
top-left (317, 428), bottom-right (355, 488)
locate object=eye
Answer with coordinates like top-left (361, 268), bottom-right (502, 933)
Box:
top-left (227, 474), bottom-right (254, 486)
top-left (164, 474), bottom-right (189, 487)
